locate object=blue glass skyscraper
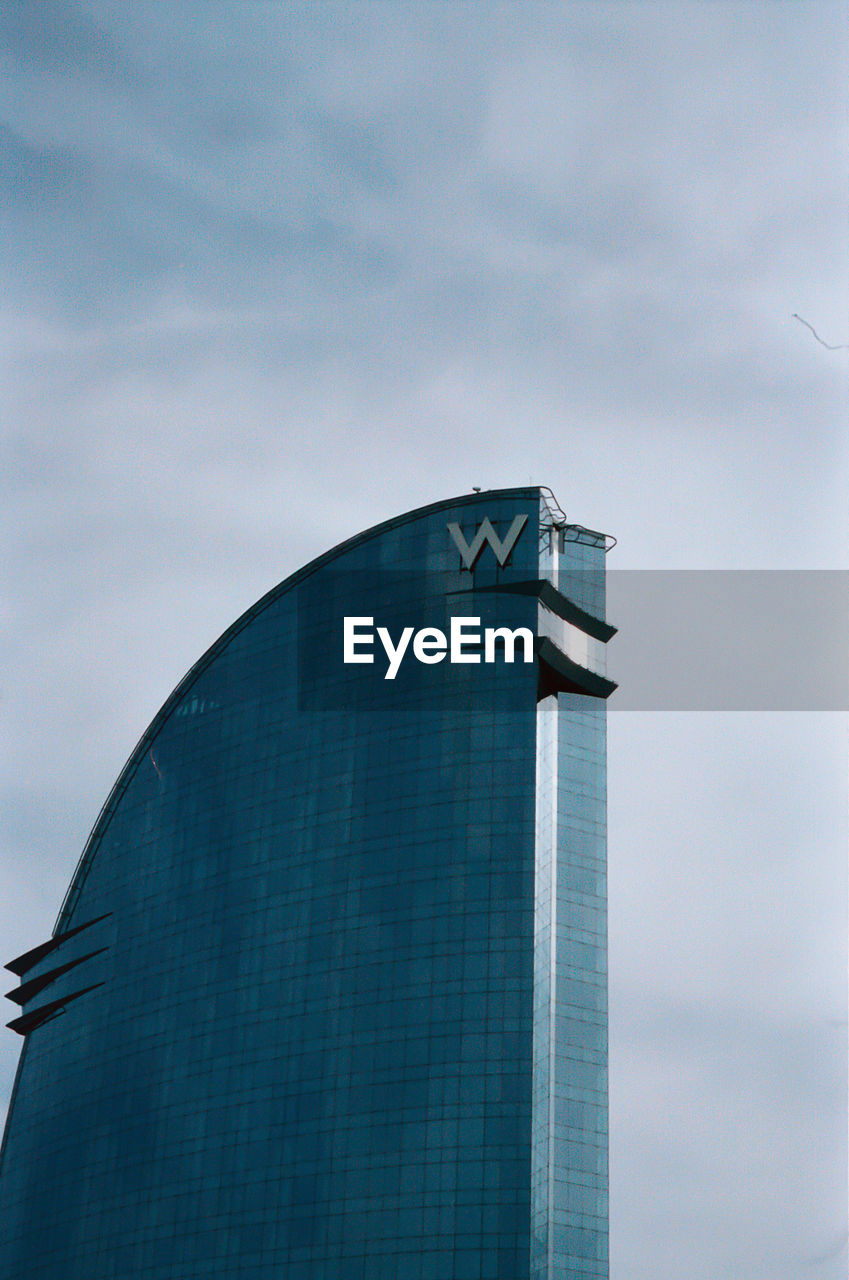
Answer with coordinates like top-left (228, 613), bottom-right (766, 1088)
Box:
top-left (1, 487), bottom-right (615, 1279)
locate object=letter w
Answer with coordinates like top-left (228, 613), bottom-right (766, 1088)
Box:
top-left (447, 514), bottom-right (528, 570)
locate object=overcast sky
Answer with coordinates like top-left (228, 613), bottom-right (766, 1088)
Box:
top-left (2, 3), bottom-right (847, 1277)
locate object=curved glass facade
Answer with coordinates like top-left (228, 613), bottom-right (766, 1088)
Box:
top-left (0, 488), bottom-right (613, 1279)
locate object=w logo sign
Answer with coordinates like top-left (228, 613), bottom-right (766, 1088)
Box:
top-left (447, 514), bottom-right (528, 570)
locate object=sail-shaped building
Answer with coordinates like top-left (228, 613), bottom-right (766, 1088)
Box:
top-left (1, 487), bottom-right (615, 1280)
